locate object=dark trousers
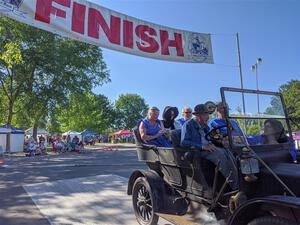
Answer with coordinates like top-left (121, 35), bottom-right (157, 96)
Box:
top-left (200, 147), bottom-right (238, 190)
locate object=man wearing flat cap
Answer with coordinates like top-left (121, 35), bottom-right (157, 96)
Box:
top-left (181, 104), bottom-right (238, 190)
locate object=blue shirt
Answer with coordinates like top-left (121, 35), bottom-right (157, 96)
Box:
top-left (174, 118), bottom-right (189, 129)
top-left (180, 118), bottom-right (209, 150)
top-left (208, 118), bottom-right (243, 136)
top-left (141, 118), bottom-right (172, 147)
top-left (177, 118), bottom-right (186, 126)
top-left (142, 119), bottom-right (162, 136)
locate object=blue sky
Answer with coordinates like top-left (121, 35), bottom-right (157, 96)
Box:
top-left (91, 0), bottom-right (300, 116)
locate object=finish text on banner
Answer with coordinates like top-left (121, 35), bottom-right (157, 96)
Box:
top-left (0, 0), bottom-right (214, 63)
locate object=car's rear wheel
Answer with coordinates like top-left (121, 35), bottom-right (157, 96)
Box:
top-left (132, 177), bottom-right (159, 225)
top-left (247, 216), bottom-right (299, 225)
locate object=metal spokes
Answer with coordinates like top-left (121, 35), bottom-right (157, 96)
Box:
top-left (136, 184), bottom-right (153, 221)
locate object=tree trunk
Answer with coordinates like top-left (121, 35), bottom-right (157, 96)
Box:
top-left (33, 122), bottom-right (38, 141)
top-left (5, 101), bottom-right (14, 153)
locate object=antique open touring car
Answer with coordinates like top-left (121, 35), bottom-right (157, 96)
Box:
top-left (127, 87), bottom-right (300, 225)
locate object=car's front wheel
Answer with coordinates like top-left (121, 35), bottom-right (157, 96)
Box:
top-left (247, 216), bottom-right (299, 225)
top-left (132, 177), bottom-right (159, 225)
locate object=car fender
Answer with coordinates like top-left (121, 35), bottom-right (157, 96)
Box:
top-left (127, 170), bottom-right (164, 195)
top-left (127, 169), bottom-right (167, 211)
top-left (127, 170), bottom-right (146, 195)
top-left (127, 169), bottom-right (187, 215)
top-left (228, 195), bottom-right (300, 225)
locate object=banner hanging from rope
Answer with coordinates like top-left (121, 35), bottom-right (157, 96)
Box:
top-left (0, 0), bottom-right (214, 63)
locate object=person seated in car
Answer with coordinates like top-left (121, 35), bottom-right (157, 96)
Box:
top-left (174, 106), bottom-right (193, 129)
top-left (181, 104), bottom-right (238, 190)
top-left (208, 102), bottom-right (244, 147)
top-left (139, 106), bottom-right (172, 147)
top-left (263, 118), bottom-right (288, 144)
top-left (264, 119), bottom-right (297, 162)
top-left (247, 119), bottom-right (298, 162)
top-left (209, 102), bottom-right (243, 136)
top-left (247, 119), bottom-right (288, 145)
top-left (162, 106), bottom-right (179, 130)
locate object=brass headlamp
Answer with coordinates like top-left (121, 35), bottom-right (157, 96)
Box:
top-left (240, 147), bottom-right (259, 182)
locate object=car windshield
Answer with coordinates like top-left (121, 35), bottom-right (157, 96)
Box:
top-left (223, 89), bottom-right (290, 147)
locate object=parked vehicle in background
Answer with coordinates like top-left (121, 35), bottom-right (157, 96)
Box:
top-left (293, 131), bottom-right (300, 150)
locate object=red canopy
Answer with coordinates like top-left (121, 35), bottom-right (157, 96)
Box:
top-left (293, 134), bottom-right (300, 140)
top-left (113, 129), bottom-right (132, 135)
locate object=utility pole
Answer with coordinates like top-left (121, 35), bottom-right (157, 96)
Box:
top-left (236, 33), bottom-right (246, 115)
top-left (251, 58), bottom-right (263, 114)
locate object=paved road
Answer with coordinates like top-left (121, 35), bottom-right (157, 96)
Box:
top-left (0, 146), bottom-right (148, 225)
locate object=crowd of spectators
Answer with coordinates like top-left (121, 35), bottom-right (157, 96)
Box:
top-left (49, 135), bottom-right (84, 153)
top-left (22, 128), bottom-right (136, 157)
top-left (24, 135), bottom-right (47, 156)
top-left (24, 134), bottom-right (85, 156)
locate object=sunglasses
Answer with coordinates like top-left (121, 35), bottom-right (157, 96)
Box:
top-left (184, 111), bottom-right (192, 114)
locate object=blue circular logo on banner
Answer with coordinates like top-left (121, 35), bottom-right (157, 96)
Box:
top-left (188, 33), bottom-right (209, 62)
top-left (4, 0), bottom-right (24, 8)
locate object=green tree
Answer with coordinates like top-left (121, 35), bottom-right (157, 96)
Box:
top-left (0, 19), bottom-right (27, 151)
top-left (265, 96), bottom-right (284, 116)
top-left (234, 106), bottom-right (260, 135)
top-left (46, 112), bottom-right (61, 134)
top-left (115, 94), bottom-right (148, 129)
top-left (57, 92), bottom-right (115, 133)
top-left (0, 89), bottom-right (8, 125)
top-left (246, 124), bottom-right (260, 135)
top-left (279, 80), bottom-right (300, 130)
top-left (0, 18), bottom-right (110, 148)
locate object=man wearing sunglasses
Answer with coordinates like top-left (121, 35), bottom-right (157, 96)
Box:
top-left (174, 106), bottom-right (193, 129)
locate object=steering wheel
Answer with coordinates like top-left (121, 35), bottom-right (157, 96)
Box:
top-left (205, 125), bottom-right (228, 146)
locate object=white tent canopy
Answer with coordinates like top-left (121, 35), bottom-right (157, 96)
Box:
top-left (25, 128), bottom-right (49, 146)
top-left (0, 125), bottom-right (25, 153)
top-left (62, 131), bottom-right (82, 142)
top-left (25, 128), bottom-right (48, 135)
top-left (62, 131), bottom-right (81, 136)
top-left (0, 127), bottom-right (11, 133)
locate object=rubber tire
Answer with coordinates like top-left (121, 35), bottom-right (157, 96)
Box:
top-left (247, 216), bottom-right (299, 225)
top-left (132, 177), bottom-right (159, 225)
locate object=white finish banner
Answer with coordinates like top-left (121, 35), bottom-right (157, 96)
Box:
top-left (0, 0), bottom-right (214, 63)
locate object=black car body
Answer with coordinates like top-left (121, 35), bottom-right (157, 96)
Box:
top-left (128, 87), bottom-right (300, 225)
